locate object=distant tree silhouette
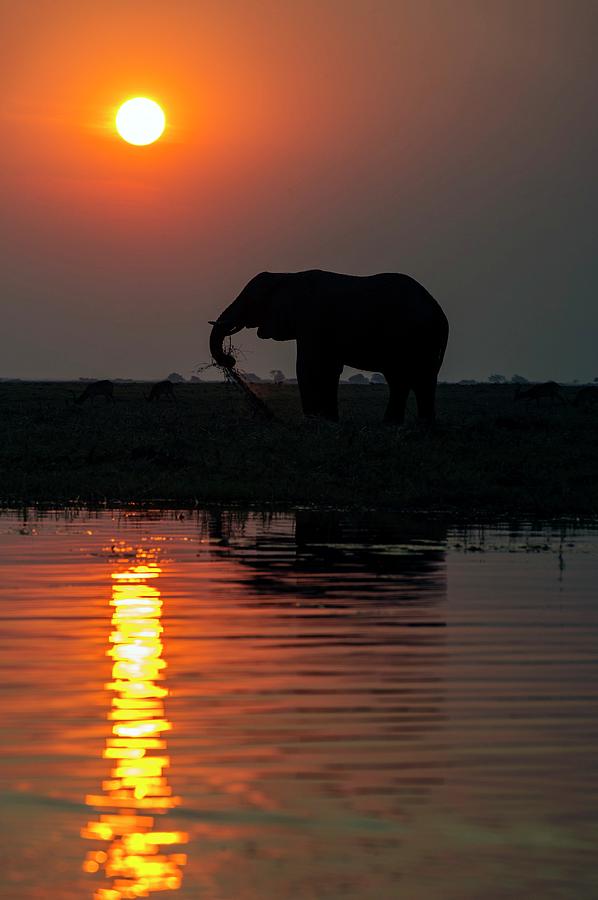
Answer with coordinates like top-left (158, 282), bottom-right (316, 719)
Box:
top-left (270, 369), bottom-right (285, 384)
top-left (167, 372), bottom-right (185, 383)
top-left (348, 373), bottom-right (369, 384)
top-left (370, 373), bottom-right (387, 384)
top-left (511, 374), bottom-right (530, 384)
top-left (514, 381), bottom-right (564, 405)
top-left (489, 374), bottom-right (507, 384)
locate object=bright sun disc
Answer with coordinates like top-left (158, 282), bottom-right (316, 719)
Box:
top-left (116, 98), bottom-right (165, 146)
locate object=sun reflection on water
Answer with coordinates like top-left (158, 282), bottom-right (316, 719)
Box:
top-left (82, 552), bottom-right (188, 898)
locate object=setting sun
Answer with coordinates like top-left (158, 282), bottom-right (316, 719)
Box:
top-left (116, 97), bottom-right (165, 146)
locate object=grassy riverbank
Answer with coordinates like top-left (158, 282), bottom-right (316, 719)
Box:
top-left (1, 381), bottom-right (597, 515)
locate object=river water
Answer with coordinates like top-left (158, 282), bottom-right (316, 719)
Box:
top-left (0, 509), bottom-right (596, 900)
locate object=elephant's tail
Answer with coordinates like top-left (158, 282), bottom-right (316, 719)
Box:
top-left (436, 340), bottom-right (447, 373)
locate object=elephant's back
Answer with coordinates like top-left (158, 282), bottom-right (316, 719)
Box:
top-left (370, 273), bottom-right (445, 316)
top-left (311, 270), bottom-right (442, 308)
top-left (314, 272), bottom-right (448, 369)
top-left (316, 272), bottom-right (446, 330)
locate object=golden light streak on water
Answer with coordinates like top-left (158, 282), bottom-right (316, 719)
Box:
top-left (81, 555), bottom-right (188, 898)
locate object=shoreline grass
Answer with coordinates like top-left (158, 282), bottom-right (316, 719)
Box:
top-left (1, 381), bottom-right (597, 516)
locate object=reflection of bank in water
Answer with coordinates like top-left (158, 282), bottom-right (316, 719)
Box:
top-left (207, 509), bottom-right (448, 604)
top-left (82, 554), bottom-right (188, 899)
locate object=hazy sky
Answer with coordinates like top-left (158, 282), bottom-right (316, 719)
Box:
top-left (2, 0), bottom-right (597, 381)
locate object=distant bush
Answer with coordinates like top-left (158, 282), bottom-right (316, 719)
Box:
top-left (348, 373), bottom-right (369, 384)
top-left (167, 372), bottom-right (186, 383)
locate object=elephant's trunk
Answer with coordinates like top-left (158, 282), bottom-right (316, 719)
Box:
top-left (209, 320), bottom-right (240, 369)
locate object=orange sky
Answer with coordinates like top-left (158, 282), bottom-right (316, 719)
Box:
top-left (2, 0), bottom-right (598, 380)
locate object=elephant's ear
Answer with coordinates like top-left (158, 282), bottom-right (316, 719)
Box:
top-left (254, 271), bottom-right (292, 297)
top-left (233, 272), bottom-right (284, 326)
top-left (241, 272), bottom-right (293, 326)
top-left (253, 272), bottom-right (300, 340)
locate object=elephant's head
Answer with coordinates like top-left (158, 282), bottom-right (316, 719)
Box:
top-left (209, 272), bottom-right (298, 369)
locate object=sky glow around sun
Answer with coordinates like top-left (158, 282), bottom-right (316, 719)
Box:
top-left (116, 98), bottom-right (166, 145)
top-left (2, 4), bottom-right (598, 380)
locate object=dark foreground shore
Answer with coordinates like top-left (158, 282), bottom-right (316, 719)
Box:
top-left (1, 381), bottom-right (596, 515)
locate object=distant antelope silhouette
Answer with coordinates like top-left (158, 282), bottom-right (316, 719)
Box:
top-left (75, 380), bottom-right (115, 404)
top-left (514, 381), bottom-right (564, 405)
top-left (146, 380), bottom-right (176, 402)
top-left (574, 385), bottom-right (598, 407)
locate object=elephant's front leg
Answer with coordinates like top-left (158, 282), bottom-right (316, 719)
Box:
top-left (383, 373), bottom-right (410, 425)
top-left (413, 374), bottom-right (438, 423)
top-left (296, 341), bottom-right (342, 420)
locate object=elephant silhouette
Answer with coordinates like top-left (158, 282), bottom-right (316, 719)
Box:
top-left (210, 270), bottom-right (448, 424)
